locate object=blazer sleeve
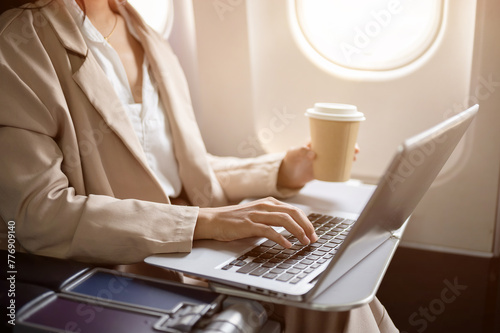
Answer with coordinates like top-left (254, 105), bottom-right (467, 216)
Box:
top-left (207, 153), bottom-right (301, 203)
top-left (0, 79), bottom-right (198, 264)
top-left (0, 20), bottom-right (197, 265)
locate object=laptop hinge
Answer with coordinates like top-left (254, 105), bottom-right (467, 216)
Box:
top-left (389, 231), bottom-right (402, 240)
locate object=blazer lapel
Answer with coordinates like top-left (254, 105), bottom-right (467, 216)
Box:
top-left (41, 0), bottom-right (168, 200)
top-left (71, 53), bottom-right (149, 165)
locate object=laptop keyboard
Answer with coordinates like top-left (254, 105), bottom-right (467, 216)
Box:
top-left (220, 213), bottom-right (355, 284)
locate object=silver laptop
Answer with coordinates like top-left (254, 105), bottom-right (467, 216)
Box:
top-left (146, 105), bottom-right (478, 303)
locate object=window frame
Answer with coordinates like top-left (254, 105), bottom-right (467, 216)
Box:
top-left (288, 0), bottom-right (448, 80)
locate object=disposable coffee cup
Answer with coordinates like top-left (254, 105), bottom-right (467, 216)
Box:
top-left (305, 103), bottom-right (365, 182)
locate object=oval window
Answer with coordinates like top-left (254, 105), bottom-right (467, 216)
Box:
top-left (294, 0), bottom-right (444, 71)
top-left (128, 0), bottom-right (174, 38)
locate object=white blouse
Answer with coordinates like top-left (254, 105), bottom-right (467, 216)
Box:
top-left (64, 0), bottom-right (182, 197)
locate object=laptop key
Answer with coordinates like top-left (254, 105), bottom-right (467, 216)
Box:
top-left (262, 262), bottom-right (277, 268)
top-left (333, 217), bottom-right (346, 223)
top-left (236, 262), bottom-right (260, 274)
top-left (269, 258), bottom-right (283, 263)
top-left (277, 273), bottom-right (294, 282)
top-left (250, 267), bottom-right (269, 276)
top-left (308, 213), bottom-right (322, 220)
top-left (263, 273), bottom-right (278, 279)
top-left (290, 254), bottom-right (306, 260)
top-left (270, 268), bottom-right (285, 274)
top-left (284, 258), bottom-right (300, 264)
top-left (244, 251), bottom-right (260, 257)
top-left (254, 246), bottom-right (268, 253)
top-left (301, 246), bottom-right (315, 253)
top-left (276, 253), bottom-right (290, 260)
top-left (316, 215), bottom-right (334, 224)
top-left (230, 259), bottom-right (246, 266)
top-left (260, 240), bottom-right (277, 247)
top-left (259, 253), bottom-right (274, 259)
top-left (252, 258), bottom-right (267, 263)
top-left (287, 268), bottom-right (301, 275)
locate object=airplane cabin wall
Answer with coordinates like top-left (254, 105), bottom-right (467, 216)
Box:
top-left (169, 0), bottom-right (500, 257)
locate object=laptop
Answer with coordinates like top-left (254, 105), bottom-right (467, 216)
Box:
top-left (146, 105), bottom-right (478, 304)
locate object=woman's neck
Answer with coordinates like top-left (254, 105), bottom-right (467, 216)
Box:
top-left (76, 0), bottom-right (119, 36)
top-left (76, 1), bottom-right (117, 22)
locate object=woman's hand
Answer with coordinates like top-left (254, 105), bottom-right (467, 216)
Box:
top-left (194, 197), bottom-right (318, 248)
top-left (277, 144), bottom-right (316, 189)
top-left (277, 142), bottom-right (361, 189)
top-left (353, 143), bottom-right (360, 161)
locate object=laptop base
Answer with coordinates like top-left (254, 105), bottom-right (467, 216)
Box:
top-left (209, 219), bottom-right (406, 312)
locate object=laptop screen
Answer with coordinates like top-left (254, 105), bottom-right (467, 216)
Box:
top-left (308, 105), bottom-right (478, 299)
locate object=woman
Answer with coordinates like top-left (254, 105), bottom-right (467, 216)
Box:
top-left (0, 0), bottom-right (396, 331)
top-left (0, 0), bottom-right (319, 263)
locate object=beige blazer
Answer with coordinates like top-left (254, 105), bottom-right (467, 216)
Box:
top-left (0, 0), bottom-right (295, 264)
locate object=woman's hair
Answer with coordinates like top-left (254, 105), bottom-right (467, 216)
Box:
top-left (1, 1), bottom-right (34, 14)
top-left (1, 0), bottom-right (86, 15)
top-left (1, 0), bottom-right (56, 15)
top-left (75, 0), bottom-right (86, 14)
top-left (0, 0), bottom-right (88, 20)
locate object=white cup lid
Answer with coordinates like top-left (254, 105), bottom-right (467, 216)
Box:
top-left (305, 103), bottom-right (365, 121)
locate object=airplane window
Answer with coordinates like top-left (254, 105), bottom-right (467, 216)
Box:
top-left (128, 0), bottom-right (173, 38)
top-left (293, 0), bottom-right (444, 71)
